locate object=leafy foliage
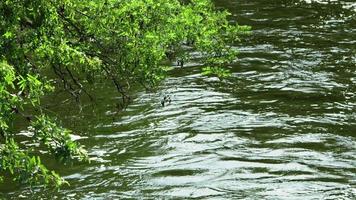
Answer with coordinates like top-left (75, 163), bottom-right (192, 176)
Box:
top-left (0, 139), bottom-right (67, 187)
top-left (0, 0), bottom-right (249, 188)
top-left (30, 116), bottom-right (88, 162)
top-left (202, 66), bottom-right (232, 79)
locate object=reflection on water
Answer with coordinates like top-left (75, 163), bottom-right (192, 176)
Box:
top-left (2, 0), bottom-right (356, 199)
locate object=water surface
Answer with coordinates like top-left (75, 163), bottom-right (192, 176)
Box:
top-left (1, 0), bottom-right (355, 199)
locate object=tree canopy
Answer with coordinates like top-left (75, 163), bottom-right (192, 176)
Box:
top-left (0, 0), bottom-right (250, 188)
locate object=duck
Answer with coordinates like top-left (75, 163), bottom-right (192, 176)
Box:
top-left (161, 95), bottom-right (171, 107)
top-left (177, 59), bottom-right (184, 67)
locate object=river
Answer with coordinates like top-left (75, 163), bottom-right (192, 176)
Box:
top-left (2, 0), bottom-right (356, 199)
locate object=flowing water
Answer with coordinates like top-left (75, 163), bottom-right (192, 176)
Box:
top-left (2, 0), bottom-right (356, 199)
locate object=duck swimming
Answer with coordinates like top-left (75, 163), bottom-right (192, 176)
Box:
top-left (161, 95), bottom-right (171, 107)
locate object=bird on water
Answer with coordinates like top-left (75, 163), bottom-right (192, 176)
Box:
top-left (161, 95), bottom-right (171, 107)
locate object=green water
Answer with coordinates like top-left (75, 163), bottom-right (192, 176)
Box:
top-left (1, 0), bottom-right (356, 199)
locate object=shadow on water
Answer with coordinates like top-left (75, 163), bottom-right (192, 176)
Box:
top-left (1, 0), bottom-right (356, 199)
